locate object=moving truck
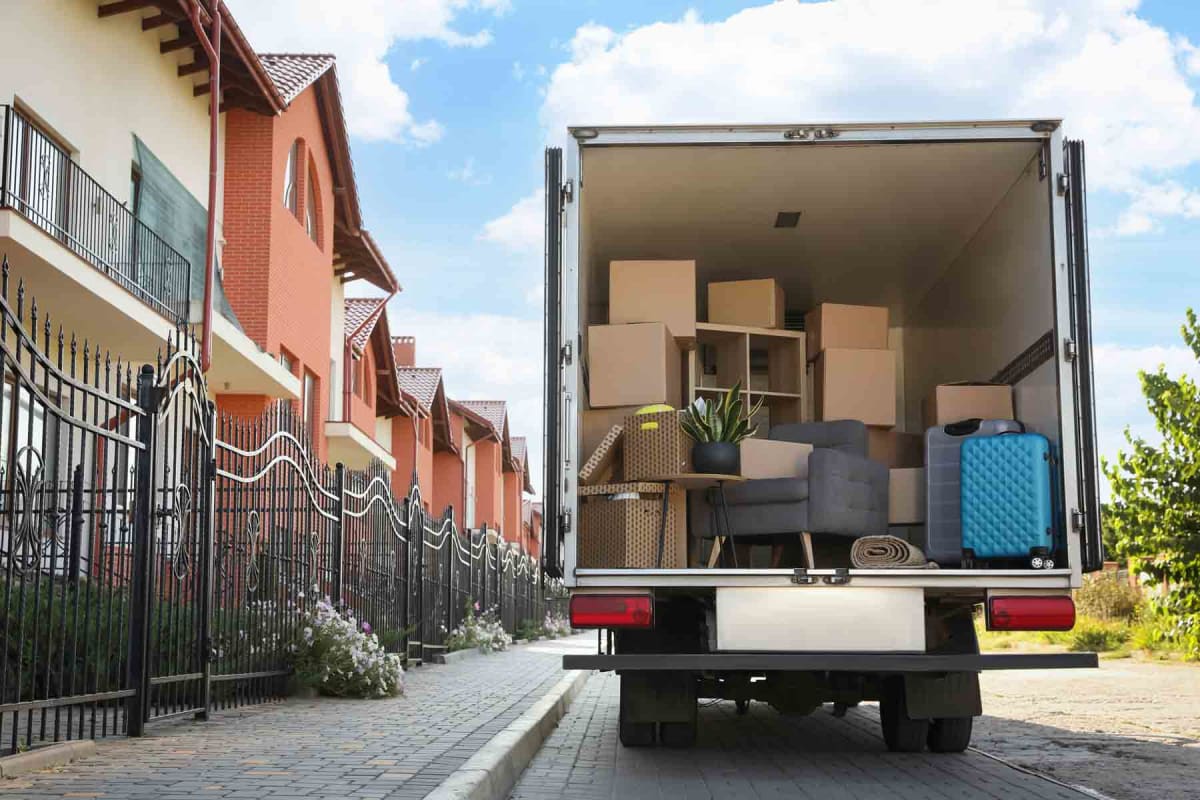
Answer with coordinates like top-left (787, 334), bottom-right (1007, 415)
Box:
top-left (542, 121), bottom-right (1103, 751)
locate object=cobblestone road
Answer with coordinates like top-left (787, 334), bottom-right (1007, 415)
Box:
top-left (0, 635), bottom-right (594, 800)
top-left (510, 672), bottom-right (1097, 800)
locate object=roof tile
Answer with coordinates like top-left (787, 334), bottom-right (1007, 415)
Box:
top-left (258, 53), bottom-right (335, 104)
top-left (396, 367), bottom-right (442, 412)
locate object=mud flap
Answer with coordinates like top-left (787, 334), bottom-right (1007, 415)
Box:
top-left (621, 671), bottom-right (697, 724)
top-left (903, 672), bottom-right (982, 720)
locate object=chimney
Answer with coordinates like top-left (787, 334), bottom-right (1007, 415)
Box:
top-left (393, 335), bottom-right (416, 367)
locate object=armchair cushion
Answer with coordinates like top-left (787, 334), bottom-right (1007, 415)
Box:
top-left (769, 420), bottom-right (868, 457)
top-left (722, 477), bottom-right (809, 506)
top-left (807, 448), bottom-right (889, 536)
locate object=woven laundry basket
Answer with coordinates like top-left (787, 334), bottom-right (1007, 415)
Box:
top-left (623, 410), bottom-right (692, 480)
top-left (578, 481), bottom-right (686, 568)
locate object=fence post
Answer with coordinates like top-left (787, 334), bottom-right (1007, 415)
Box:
top-left (126, 364), bottom-right (158, 738)
top-left (444, 507), bottom-right (455, 631)
top-left (194, 399), bottom-right (217, 721)
top-left (333, 462), bottom-right (346, 604)
top-left (415, 498), bottom-right (425, 662)
top-left (67, 463), bottom-right (84, 584)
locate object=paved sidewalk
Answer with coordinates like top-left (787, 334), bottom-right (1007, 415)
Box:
top-left (510, 672), bottom-right (1095, 800)
top-left (0, 635), bottom-right (594, 800)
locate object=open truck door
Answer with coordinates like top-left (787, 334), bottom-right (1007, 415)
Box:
top-left (542, 146), bottom-right (565, 577)
top-left (1063, 139), bottom-right (1104, 573)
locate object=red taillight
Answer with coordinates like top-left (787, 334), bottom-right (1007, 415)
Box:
top-left (988, 595), bottom-right (1076, 631)
top-left (569, 594), bottom-right (653, 629)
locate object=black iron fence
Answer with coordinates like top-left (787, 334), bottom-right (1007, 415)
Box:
top-left (0, 256), bottom-right (563, 754)
top-left (0, 105), bottom-right (191, 324)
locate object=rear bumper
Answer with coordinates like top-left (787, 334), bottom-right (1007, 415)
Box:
top-left (563, 651), bottom-right (1098, 672)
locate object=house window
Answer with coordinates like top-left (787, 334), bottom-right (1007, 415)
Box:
top-left (302, 370), bottom-right (318, 434)
top-left (305, 162), bottom-right (319, 245)
top-left (283, 140), bottom-right (299, 216)
top-left (279, 348), bottom-right (295, 374)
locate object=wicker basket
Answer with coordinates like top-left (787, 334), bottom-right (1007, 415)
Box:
top-left (623, 410), bottom-right (692, 480)
top-left (578, 482), bottom-right (686, 568)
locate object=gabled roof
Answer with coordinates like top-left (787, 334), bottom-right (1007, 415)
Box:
top-left (259, 53), bottom-right (335, 104)
top-left (344, 297), bottom-right (388, 355)
top-left (511, 436), bottom-right (534, 493)
top-left (396, 367), bottom-right (442, 413)
top-left (457, 400), bottom-right (508, 435)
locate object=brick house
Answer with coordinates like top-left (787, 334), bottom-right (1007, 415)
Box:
top-left (217, 53), bottom-right (400, 466)
top-left (450, 401), bottom-right (533, 545)
top-left (393, 361), bottom-right (454, 514)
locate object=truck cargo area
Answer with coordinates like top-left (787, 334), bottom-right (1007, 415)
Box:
top-left (553, 125), bottom-right (1103, 595)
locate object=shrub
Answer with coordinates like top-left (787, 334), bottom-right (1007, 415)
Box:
top-left (516, 619), bottom-right (545, 641)
top-left (543, 612), bottom-right (572, 639)
top-left (445, 604), bottom-right (511, 653)
top-left (1075, 572), bottom-right (1143, 621)
top-left (1068, 618), bottom-right (1130, 652)
top-left (294, 598), bottom-right (403, 698)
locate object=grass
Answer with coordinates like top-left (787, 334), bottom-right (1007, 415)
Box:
top-left (976, 614), bottom-right (1180, 660)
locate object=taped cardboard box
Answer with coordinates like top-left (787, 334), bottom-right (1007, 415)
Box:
top-left (610, 260), bottom-right (697, 342)
top-left (740, 438), bottom-right (813, 479)
top-left (867, 427), bottom-right (924, 468)
top-left (587, 323), bottom-right (682, 408)
top-left (583, 405), bottom-right (640, 460)
top-left (623, 410), bottom-right (692, 480)
top-left (804, 303), bottom-right (889, 362)
top-left (923, 382), bottom-right (1014, 428)
top-left (889, 467), bottom-right (926, 525)
top-left (708, 279), bottom-right (786, 329)
top-left (814, 348), bottom-right (896, 427)
top-left (578, 482), bottom-right (687, 569)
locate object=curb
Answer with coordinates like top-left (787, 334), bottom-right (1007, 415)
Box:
top-left (0, 740), bottom-right (96, 778)
top-left (425, 669), bottom-right (590, 800)
top-left (434, 638), bottom-right (544, 665)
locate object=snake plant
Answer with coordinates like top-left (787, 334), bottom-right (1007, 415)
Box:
top-left (679, 381), bottom-right (764, 444)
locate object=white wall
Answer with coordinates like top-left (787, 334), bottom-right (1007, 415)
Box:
top-left (1, 1), bottom-right (224, 226)
top-left (374, 416), bottom-right (392, 451)
top-left (328, 277), bottom-right (346, 419)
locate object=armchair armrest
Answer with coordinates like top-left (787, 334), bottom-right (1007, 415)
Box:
top-left (807, 448), bottom-right (889, 537)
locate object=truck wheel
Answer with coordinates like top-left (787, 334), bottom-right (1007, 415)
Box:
top-left (880, 680), bottom-right (928, 753)
top-left (619, 718), bottom-right (657, 747)
top-left (927, 716), bottom-right (974, 753)
top-left (735, 699), bottom-right (750, 716)
top-left (659, 720), bottom-right (697, 747)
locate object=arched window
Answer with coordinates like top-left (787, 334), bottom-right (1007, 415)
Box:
top-left (283, 139), bottom-right (299, 215)
top-left (305, 160), bottom-right (320, 245)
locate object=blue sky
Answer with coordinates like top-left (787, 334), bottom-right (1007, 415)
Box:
top-left (232, 0), bottom-right (1200, 491)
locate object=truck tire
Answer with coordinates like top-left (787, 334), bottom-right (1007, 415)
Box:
top-left (619, 717), bottom-right (657, 747)
top-left (880, 679), bottom-right (929, 753)
top-left (927, 716), bottom-right (974, 753)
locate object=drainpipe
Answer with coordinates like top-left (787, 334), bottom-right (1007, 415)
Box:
top-left (186, 0), bottom-right (221, 372)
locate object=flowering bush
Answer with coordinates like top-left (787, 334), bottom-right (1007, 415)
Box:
top-left (543, 612), bottom-right (573, 639)
top-left (294, 598), bottom-right (404, 698)
top-left (445, 603), bottom-right (512, 653)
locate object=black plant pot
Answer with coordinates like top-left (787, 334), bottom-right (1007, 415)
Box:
top-left (692, 441), bottom-right (740, 475)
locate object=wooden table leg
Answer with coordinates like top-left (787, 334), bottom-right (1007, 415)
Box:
top-left (707, 536), bottom-right (725, 569)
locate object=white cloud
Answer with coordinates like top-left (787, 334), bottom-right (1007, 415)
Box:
top-left (447, 157), bottom-right (490, 185)
top-left (411, 57), bottom-right (428, 71)
top-left (528, 0), bottom-right (1200, 234)
top-left (1115, 181), bottom-right (1200, 235)
top-left (1093, 341), bottom-right (1195, 493)
top-left (512, 61), bottom-right (526, 81)
top-left (388, 308), bottom-right (544, 495)
top-left (226, 0), bottom-right (506, 143)
top-left (480, 188), bottom-right (543, 253)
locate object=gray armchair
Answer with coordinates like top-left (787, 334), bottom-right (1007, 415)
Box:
top-left (689, 421), bottom-right (889, 565)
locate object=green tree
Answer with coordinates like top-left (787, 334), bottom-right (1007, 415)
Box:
top-left (1103, 309), bottom-right (1200, 658)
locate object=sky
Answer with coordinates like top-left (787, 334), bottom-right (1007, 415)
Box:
top-left (227, 0), bottom-right (1200, 497)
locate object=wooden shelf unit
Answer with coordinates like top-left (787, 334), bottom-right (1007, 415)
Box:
top-left (687, 323), bottom-right (807, 435)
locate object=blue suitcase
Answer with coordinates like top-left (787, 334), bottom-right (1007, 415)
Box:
top-left (960, 433), bottom-right (1056, 569)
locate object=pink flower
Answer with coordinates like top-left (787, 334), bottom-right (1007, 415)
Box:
top-left (362, 621), bottom-right (372, 634)
top-left (473, 601), bottom-right (481, 612)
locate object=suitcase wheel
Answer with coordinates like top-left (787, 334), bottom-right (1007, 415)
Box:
top-left (1030, 555), bottom-right (1045, 569)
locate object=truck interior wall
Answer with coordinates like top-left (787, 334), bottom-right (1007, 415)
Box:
top-left (901, 150), bottom-right (1058, 442)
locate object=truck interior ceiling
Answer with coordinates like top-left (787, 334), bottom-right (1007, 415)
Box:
top-left (580, 140), bottom-right (1059, 440)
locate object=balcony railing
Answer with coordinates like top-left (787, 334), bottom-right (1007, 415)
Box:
top-left (0, 105), bottom-right (190, 323)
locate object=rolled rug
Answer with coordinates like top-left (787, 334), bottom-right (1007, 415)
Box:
top-left (850, 535), bottom-right (937, 569)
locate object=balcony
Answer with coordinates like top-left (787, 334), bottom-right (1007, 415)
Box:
top-left (0, 105), bottom-right (190, 323)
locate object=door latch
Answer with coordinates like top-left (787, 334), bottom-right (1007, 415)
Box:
top-left (1057, 172), bottom-right (1070, 196)
top-left (1063, 338), bottom-right (1077, 362)
top-left (560, 342), bottom-right (573, 366)
top-left (561, 179), bottom-right (574, 205)
top-left (1071, 509), bottom-right (1085, 532)
top-left (791, 568), bottom-right (818, 585)
top-left (824, 568), bottom-right (851, 586)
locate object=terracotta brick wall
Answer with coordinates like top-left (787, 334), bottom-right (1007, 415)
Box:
top-left (503, 471), bottom-right (523, 552)
top-left (473, 439), bottom-right (503, 532)
top-left (433, 450), bottom-right (464, 528)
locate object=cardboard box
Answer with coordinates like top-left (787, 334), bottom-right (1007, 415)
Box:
top-left (587, 323), bottom-right (682, 409)
top-left (708, 279), bottom-right (785, 329)
top-left (867, 427), bottom-right (924, 468)
top-left (579, 425), bottom-right (623, 485)
top-left (889, 467), bottom-right (926, 524)
top-left (583, 406), bottom-right (640, 459)
top-left (623, 410), bottom-right (692, 479)
top-left (740, 438), bottom-right (813, 480)
top-left (923, 382), bottom-right (1014, 428)
top-left (609, 260), bottom-right (697, 341)
top-left (814, 349), bottom-right (896, 427)
top-left (804, 303), bottom-right (889, 362)
top-left (578, 482), bottom-right (687, 568)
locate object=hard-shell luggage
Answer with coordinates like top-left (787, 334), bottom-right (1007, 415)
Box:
top-left (961, 432), bottom-right (1056, 568)
top-left (924, 418), bottom-right (1024, 567)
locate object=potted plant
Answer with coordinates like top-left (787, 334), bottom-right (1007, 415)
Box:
top-left (679, 381), bottom-right (763, 475)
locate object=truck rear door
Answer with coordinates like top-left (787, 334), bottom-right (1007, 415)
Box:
top-left (1063, 139), bottom-right (1104, 572)
top-left (543, 146), bottom-right (564, 577)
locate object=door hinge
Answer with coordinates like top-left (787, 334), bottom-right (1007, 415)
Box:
top-left (561, 179), bottom-right (574, 206)
top-left (1063, 338), bottom-right (1077, 362)
top-left (559, 509), bottom-right (573, 534)
top-left (560, 342), bottom-right (573, 366)
top-left (824, 568), bottom-right (851, 586)
top-left (1071, 509), bottom-right (1085, 533)
top-left (1057, 172), bottom-right (1070, 196)
top-left (784, 126), bottom-right (838, 142)
top-left (791, 568), bottom-right (817, 585)
top-left (1038, 147), bottom-right (1048, 180)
